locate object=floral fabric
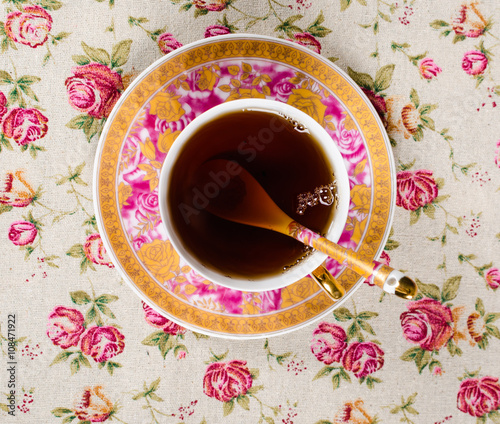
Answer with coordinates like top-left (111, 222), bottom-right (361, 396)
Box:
top-left (0, 1), bottom-right (499, 423)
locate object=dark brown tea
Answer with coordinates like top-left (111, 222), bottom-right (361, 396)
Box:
top-left (167, 109), bottom-right (335, 280)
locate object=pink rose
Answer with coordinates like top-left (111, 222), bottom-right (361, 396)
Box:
top-left (457, 376), bottom-right (500, 417)
top-left (157, 33), bottom-right (183, 55)
top-left (380, 251), bottom-right (390, 266)
top-left (83, 233), bottom-right (114, 268)
top-left (419, 58), bottom-right (442, 80)
top-left (4, 5), bottom-right (52, 48)
top-left (288, 32), bottom-right (321, 54)
top-left (142, 302), bottom-right (186, 335)
top-left (65, 63), bottom-right (123, 119)
top-left (8, 221), bottom-right (37, 246)
top-left (433, 366), bottom-right (443, 376)
top-left (135, 190), bottom-right (159, 221)
top-left (0, 171), bottom-right (35, 208)
top-left (462, 50), bottom-right (488, 76)
top-left (47, 306), bottom-right (85, 349)
top-left (396, 169), bottom-right (438, 211)
top-left (332, 116), bottom-right (364, 162)
top-left (311, 322), bottom-right (347, 364)
top-left (132, 235), bottom-right (149, 251)
top-left (203, 360), bottom-right (253, 402)
top-left (74, 386), bottom-right (114, 423)
top-left (163, 320), bottom-right (186, 336)
top-left (486, 268), bottom-right (500, 290)
top-left (81, 326), bottom-right (125, 362)
top-left (0, 92), bottom-right (7, 120)
top-left (400, 298), bottom-right (454, 351)
top-left (2, 107), bottom-right (48, 146)
top-left (451, 2), bottom-right (487, 38)
top-left (361, 88), bottom-right (387, 121)
top-left (273, 78), bottom-right (296, 102)
top-left (192, 0), bottom-right (231, 11)
top-left (204, 24), bottom-right (231, 38)
top-left (342, 342), bottom-right (384, 378)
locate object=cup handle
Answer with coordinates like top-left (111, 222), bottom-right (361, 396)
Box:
top-left (311, 265), bottom-right (345, 301)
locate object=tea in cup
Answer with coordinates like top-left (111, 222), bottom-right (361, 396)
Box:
top-left (159, 99), bottom-right (350, 292)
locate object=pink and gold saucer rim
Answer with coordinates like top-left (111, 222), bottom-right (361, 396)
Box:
top-left (93, 34), bottom-right (395, 339)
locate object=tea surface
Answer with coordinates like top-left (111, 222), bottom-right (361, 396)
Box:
top-left (168, 109), bottom-right (335, 280)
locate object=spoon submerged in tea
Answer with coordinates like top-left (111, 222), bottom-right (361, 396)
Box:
top-left (197, 159), bottom-right (417, 300)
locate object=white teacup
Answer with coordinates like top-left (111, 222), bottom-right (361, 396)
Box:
top-left (159, 99), bottom-right (349, 292)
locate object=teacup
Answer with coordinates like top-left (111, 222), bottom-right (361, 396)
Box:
top-left (159, 99), bottom-right (350, 292)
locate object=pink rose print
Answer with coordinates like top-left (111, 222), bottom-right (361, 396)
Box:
top-left (192, 0), bottom-right (231, 11)
top-left (288, 32), bottom-right (321, 54)
top-left (311, 322), bottom-right (347, 364)
top-left (132, 234), bottom-right (150, 251)
top-left (47, 306), bottom-right (85, 349)
top-left (80, 326), bottom-right (125, 362)
top-left (332, 115), bottom-right (364, 162)
top-left (287, 221), bottom-right (318, 245)
top-left (74, 386), bottom-right (114, 423)
top-left (204, 24), bottom-right (231, 38)
top-left (433, 366), bottom-right (443, 376)
top-left (400, 298), bottom-right (454, 351)
top-left (273, 78), bottom-right (297, 102)
top-left (380, 251), bottom-right (390, 266)
top-left (157, 33), bottom-right (183, 55)
top-left (419, 58), bottom-right (442, 80)
top-left (8, 221), bottom-right (37, 246)
top-left (0, 171), bottom-right (35, 208)
top-left (161, 319), bottom-right (186, 336)
top-left (4, 5), bottom-right (52, 48)
top-left (203, 360), bottom-right (253, 402)
top-left (0, 92), bottom-right (7, 119)
top-left (135, 190), bottom-right (159, 221)
top-left (361, 88), bottom-right (387, 121)
top-left (83, 233), bottom-right (114, 268)
top-left (342, 342), bottom-right (384, 378)
top-left (495, 141), bottom-right (500, 168)
top-left (142, 302), bottom-right (186, 335)
top-left (396, 169), bottom-right (438, 211)
top-left (2, 107), bottom-right (48, 146)
top-left (485, 268), bottom-right (500, 290)
top-left (462, 51), bottom-right (488, 76)
top-left (65, 63), bottom-right (124, 119)
top-left (457, 376), bottom-right (500, 417)
top-left (451, 2), bottom-right (488, 38)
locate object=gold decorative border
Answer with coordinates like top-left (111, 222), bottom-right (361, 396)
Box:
top-left (97, 37), bottom-right (392, 336)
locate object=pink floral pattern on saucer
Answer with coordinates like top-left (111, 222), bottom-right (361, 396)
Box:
top-left (116, 58), bottom-right (372, 315)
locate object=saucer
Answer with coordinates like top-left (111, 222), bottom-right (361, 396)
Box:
top-left (93, 34), bottom-right (395, 339)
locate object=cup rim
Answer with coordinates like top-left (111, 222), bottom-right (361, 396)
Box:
top-left (159, 98), bottom-right (350, 292)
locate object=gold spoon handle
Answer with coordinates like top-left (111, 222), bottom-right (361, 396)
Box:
top-left (287, 221), bottom-right (417, 299)
top-left (311, 266), bottom-right (345, 301)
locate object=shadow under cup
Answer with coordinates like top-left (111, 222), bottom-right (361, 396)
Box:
top-left (159, 99), bottom-right (350, 292)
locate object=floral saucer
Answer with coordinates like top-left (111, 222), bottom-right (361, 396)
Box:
top-left (93, 34), bottom-right (395, 339)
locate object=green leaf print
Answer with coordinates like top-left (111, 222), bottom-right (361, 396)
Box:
top-left (81, 42), bottom-right (111, 65)
top-left (347, 67), bottom-right (374, 91)
top-left (441, 276), bottom-right (461, 302)
top-left (111, 39), bottom-right (133, 68)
